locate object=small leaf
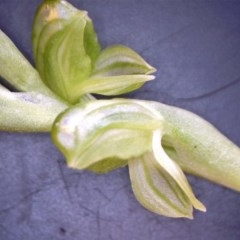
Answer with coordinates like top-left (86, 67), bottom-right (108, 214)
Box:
top-left (129, 152), bottom-right (193, 218)
top-left (52, 99), bottom-right (163, 171)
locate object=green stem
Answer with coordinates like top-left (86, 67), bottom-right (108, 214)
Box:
top-left (0, 29), bottom-right (64, 103)
top-left (0, 85), bottom-right (67, 132)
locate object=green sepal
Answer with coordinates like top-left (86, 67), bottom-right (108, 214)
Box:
top-left (129, 153), bottom-right (193, 218)
top-left (51, 99), bottom-right (163, 170)
top-left (32, 0), bottom-right (101, 103)
top-left (74, 74), bottom-right (155, 96)
top-left (86, 45), bottom-right (156, 96)
top-left (32, 0), bottom-right (79, 58)
top-left (92, 45), bottom-right (156, 76)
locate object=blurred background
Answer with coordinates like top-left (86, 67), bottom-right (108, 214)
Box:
top-left (0, 0), bottom-right (240, 239)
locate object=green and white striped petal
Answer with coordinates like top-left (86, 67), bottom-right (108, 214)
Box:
top-left (151, 130), bottom-right (206, 212)
top-left (73, 74), bottom-right (154, 96)
top-left (32, 0), bottom-right (101, 103)
top-left (92, 45), bottom-right (156, 76)
top-left (32, 0), bottom-right (79, 58)
top-left (86, 45), bottom-right (156, 96)
top-left (129, 152), bottom-right (193, 218)
top-left (52, 99), bottom-right (163, 171)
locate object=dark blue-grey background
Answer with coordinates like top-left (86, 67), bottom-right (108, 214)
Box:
top-left (1, 0), bottom-right (240, 239)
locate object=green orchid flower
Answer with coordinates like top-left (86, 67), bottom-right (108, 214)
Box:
top-left (0, 0), bottom-right (154, 131)
top-left (51, 99), bottom-right (240, 218)
top-left (32, 0), bottom-right (155, 104)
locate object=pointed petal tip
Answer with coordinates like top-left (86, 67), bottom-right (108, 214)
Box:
top-left (147, 75), bottom-right (156, 81)
top-left (147, 66), bottom-right (157, 74)
top-left (193, 199), bottom-right (207, 212)
top-left (185, 213), bottom-right (194, 220)
top-left (67, 158), bottom-right (79, 170)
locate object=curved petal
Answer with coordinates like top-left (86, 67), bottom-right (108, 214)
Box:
top-left (52, 99), bottom-right (163, 171)
top-left (152, 129), bottom-right (206, 212)
top-left (32, 0), bottom-right (101, 103)
top-left (88, 45), bottom-right (156, 96)
top-left (75, 74), bottom-right (154, 96)
top-left (92, 45), bottom-right (156, 76)
top-left (129, 153), bottom-right (193, 218)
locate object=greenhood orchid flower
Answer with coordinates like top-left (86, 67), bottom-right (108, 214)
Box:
top-left (32, 0), bottom-right (156, 104)
top-left (52, 99), bottom-right (240, 218)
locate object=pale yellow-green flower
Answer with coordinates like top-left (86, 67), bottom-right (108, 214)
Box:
top-left (32, 0), bottom-right (155, 104)
top-left (52, 99), bottom-right (209, 218)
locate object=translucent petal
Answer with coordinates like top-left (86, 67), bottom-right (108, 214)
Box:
top-left (129, 153), bottom-right (193, 218)
top-left (152, 130), bottom-right (206, 212)
top-left (52, 99), bottom-right (163, 171)
top-left (92, 45), bottom-right (156, 76)
top-left (32, 0), bottom-right (101, 103)
top-left (87, 44), bottom-right (156, 95)
top-left (75, 74), bottom-right (155, 96)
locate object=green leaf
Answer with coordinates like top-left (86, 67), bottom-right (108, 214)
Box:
top-left (52, 99), bottom-right (162, 170)
top-left (129, 152), bottom-right (193, 218)
top-left (0, 86), bottom-right (67, 132)
top-left (32, 0), bottom-right (101, 103)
